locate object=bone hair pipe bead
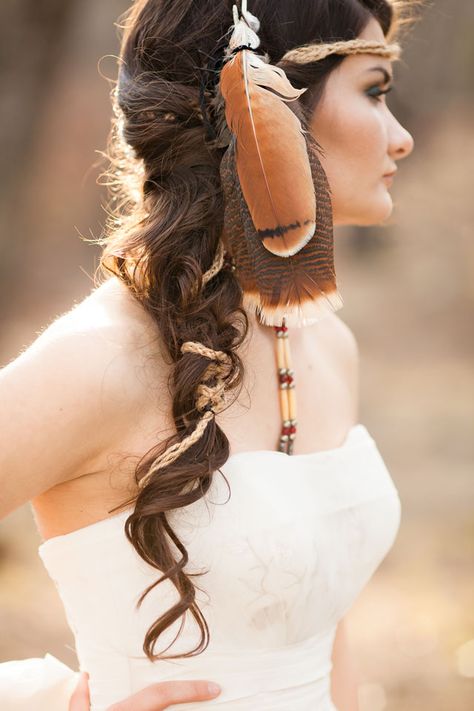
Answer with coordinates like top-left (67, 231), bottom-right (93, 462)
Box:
top-left (279, 388), bottom-right (290, 421)
top-left (276, 336), bottom-right (285, 365)
top-left (283, 334), bottom-right (292, 369)
top-left (288, 386), bottom-right (297, 419)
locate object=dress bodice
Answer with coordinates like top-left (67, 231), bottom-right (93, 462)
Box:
top-left (28, 423), bottom-right (401, 710)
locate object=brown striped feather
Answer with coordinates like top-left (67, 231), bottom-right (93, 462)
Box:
top-left (219, 50), bottom-right (316, 258)
top-left (220, 133), bottom-right (343, 328)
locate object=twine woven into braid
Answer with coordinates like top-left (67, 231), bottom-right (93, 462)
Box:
top-left (202, 239), bottom-right (225, 286)
top-left (187, 239), bottom-right (226, 300)
top-left (280, 39), bottom-right (401, 64)
top-left (137, 242), bottom-right (229, 489)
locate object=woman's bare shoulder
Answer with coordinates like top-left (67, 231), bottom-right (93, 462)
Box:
top-left (309, 311), bottom-right (360, 423)
top-left (38, 276), bottom-right (169, 387)
top-left (64, 275), bottom-right (170, 407)
top-left (0, 277), bottom-right (166, 520)
top-left (45, 276), bottom-right (159, 351)
top-left (311, 310), bottom-right (359, 367)
top-left (15, 277), bottom-right (172, 533)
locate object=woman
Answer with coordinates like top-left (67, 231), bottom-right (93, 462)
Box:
top-left (0, 0), bottom-right (416, 709)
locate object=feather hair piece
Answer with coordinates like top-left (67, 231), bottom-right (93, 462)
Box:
top-left (220, 4), bottom-right (315, 257)
top-left (219, 1), bottom-right (343, 326)
top-left (220, 133), bottom-right (343, 327)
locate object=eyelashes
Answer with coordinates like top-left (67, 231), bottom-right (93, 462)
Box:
top-left (367, 86), bottom-right (393, 102)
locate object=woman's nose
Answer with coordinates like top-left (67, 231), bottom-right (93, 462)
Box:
top-left (388, 114), bottom-right (415, 161)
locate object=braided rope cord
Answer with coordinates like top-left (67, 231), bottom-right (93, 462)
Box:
top-left (281, 39), bottom-right (401, 64)
top-left (202, 239), bottom-right (225, 286)
top-left (137, 243), bottom-right (229, 489)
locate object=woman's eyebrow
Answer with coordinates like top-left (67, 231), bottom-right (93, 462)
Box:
top-left (365, 66), bottom-right (393, 84)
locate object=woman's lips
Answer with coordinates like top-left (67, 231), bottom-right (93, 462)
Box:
top-left (382, 173), bottom-right (395, 186)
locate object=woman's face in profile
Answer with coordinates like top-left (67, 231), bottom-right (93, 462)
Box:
top-left (310, 17), bottom-right (415, 227)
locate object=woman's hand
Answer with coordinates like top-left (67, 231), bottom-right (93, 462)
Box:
top-left (69, 671), bottom-right (221, 710)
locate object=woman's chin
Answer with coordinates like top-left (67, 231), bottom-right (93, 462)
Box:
top-left (374, 193), bottom-right (395, 223)
top-left (334, 193), bottom-right (394, 227)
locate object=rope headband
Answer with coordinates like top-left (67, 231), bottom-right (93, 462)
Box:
top-left (223, 1), bottom-right (401, 65)
top-left (280, 38), bottom-right (401, 64)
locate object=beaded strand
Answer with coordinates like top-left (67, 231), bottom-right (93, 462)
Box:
top-left (274, 317), bottom-right (297, 454)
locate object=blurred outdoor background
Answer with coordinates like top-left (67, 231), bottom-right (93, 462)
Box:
top-left (0, 1), bottom-right (472, 710)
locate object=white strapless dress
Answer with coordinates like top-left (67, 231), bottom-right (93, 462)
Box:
top-left (0, 424), bottom-right (401, 710)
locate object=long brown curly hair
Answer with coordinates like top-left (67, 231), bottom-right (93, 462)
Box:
top-left (94, 0), bottom-right (419, 662)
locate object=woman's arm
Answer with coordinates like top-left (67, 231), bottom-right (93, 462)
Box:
top-left (0, 314), bottom-right (135, 520)
top-left (330, 617), bottom-right (360, 711)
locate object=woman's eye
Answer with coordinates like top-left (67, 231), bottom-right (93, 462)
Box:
top-left (367, 86), bottom-right (393, 102)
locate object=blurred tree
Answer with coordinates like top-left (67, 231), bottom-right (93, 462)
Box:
top-left (0, 0), bottom-right (80, 319)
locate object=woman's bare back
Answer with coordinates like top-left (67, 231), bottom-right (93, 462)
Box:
top-left (30, 275), bottom-right (358, 541)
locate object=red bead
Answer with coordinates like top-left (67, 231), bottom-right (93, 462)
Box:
top-left (289, 425), bottom-right (296, 434)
